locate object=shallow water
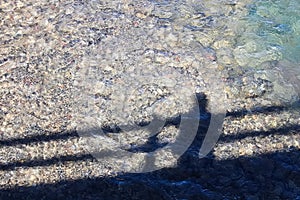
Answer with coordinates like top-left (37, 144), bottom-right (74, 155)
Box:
top-left (233, 0), bottom-right (300, 66)
top-left (72, 0), bottom-right (300, 172)
top-left (0, 0), bottom-right (300, 195)
top-left (245, 0), bottom-right (300, 63)
top-left (73, 0), bottom-right (233, 172)
top-left (230, 0), bottom-right (300, 104)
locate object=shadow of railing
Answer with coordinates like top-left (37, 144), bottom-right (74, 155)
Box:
top-left (219, 123), bottom-right (300, 142)
top-left (0, 95), bottom-right (299, 199)
top-left (0, 131), bottom-right (79, 147)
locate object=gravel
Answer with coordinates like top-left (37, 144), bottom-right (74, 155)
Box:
top-left (0, 0), bottom-right (299, 199)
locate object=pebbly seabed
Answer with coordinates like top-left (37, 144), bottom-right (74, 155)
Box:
top-left (0, 0), bottom-right (299, 199)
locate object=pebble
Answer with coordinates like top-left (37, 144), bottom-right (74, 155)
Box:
top-left (136, 12), bottom-right (147, 19)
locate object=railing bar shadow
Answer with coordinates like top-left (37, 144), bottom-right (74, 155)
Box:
top-left (0, 154), bottom-right (94, 171)
top-left (219, 124), bottom-right (300, 142)
top-left (0, 131), bottom-right (79, 147)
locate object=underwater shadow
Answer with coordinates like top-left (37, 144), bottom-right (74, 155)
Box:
top-left (0, 95), bottom-right (299, 199)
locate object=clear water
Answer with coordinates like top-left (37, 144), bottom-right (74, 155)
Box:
top-left (238, 0), bottom-right (300, 64)
top-left (230, 0), bottom-right (300, 102)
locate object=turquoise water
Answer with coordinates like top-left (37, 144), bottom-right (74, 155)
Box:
top-left (241, 0), bottom-right (300, 64)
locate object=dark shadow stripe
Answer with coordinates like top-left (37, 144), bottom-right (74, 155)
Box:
top-left (0, 154), bottom-right (93, 171)
top-left (219, 124), bottom-right (300, 142)
top-left (226, 101), bottom-right (300, 118)
top-left (226, 105), bottom-right (286, 118)
top-left (0, 131), bottom-right (79, 147)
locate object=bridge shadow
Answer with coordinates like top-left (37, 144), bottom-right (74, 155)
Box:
top-left (0, 95), bottom-right (299, 199)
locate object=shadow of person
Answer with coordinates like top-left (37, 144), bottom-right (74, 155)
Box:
top-left (0, 94), bottom-right (299, 199)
